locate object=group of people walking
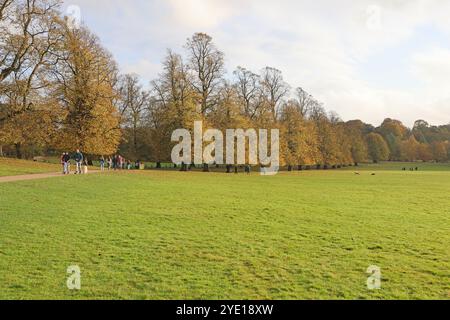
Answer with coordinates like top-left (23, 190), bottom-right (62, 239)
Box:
top-left (99, 155), bottom-right (140, 171)
top-left (60, 149), bottom-right (85, 175)
top-left (62, 151), bottom-right (141, 174)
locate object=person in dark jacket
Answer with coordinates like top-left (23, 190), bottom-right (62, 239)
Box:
top-left (74, 149), bottom-right (84, 174)
top-left (63, 152), bottom-right (71, 174)
top-left (112, 155), bottom-right (117, 170)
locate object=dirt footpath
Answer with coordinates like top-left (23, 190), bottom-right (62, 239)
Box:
top-left (0, 171), bottom-right (100, 183)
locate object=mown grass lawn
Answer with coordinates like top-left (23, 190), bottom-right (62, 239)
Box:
top-left (0, 164), bottom-right (449, 300)
top-left (0, 158), bottom-right (61, 177)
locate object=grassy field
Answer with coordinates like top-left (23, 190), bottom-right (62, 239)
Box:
top-left (344, 161), bottom-right (450, 172)
top-left (0, 161), bottom-right (449, 300)
top-left (0, 157), bottom-right (61, 177)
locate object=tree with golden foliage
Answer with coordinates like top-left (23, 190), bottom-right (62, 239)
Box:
top-left (0, 0), bottom-right (63, 158)
top-left (53, 23), bottom-right (121, 155)
top-left (400, 135), bottom-right (420, 161)
top-left (430, 141), bottom-right (448, 162)
top-left (279, 100), bottom-right (320, 169)
top-left (345, 120), bottom-right (369, 165)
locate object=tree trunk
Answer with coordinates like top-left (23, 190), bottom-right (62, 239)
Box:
top-left (15, 143), bottom-right (22, 159)
top-left (133, 125), bottom-right (138, 155)
top-left (156, 162), bottom-right (161, 169)
top-left (0, 145), bottom-right (3, 157)
top-left (288, 165), bottom-right (293, 172)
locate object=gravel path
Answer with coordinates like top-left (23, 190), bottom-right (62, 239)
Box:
top-left (0, 171), bottom-right (100, 183)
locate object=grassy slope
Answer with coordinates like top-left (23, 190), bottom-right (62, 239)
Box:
top-left (0, 167), bottom-right (449, 300)
top-left (0, 158), bottom-right (61, 177)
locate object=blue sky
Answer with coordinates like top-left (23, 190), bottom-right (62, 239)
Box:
top-left (62, 0), bottom-right (450, 127)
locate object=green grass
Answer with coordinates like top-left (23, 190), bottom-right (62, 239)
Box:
top-left (0, 157), bottom-right (61, 177)
top-left (0, 163), bottom-right (449, 300)
top-left (345, 161), bottom-right (450, 172)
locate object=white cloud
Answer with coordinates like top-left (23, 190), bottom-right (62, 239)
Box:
top-left (411, 48), bottom-right (450, 88)
top-left (121, 59), bottom-right (161, 80)
top-left (166, 0), bottom-right (243, 29)
top-left (64, 0), bottom-right (450, 126)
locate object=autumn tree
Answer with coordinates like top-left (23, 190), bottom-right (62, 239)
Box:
top-left (417, 143), bottom-right (433, 162)
top-left (430, 141), bottom-right (448, 162)
top-left (334, 121), bottom-right (353, 166)
top-left (208, 82), bottom-right (248, 130)
top-left (279, 100), bottom-right (320, 169)
top-left (0, 0), bottom-right (14, 20)
top-left (413, 120), bottom-right (430, 144)
top-left (185, 33), bottom-right (224, 115)
top-left (278, 88), bottom-right (320, 169)
top-left (205, 82), bottom-right (252, 169)
top-left (0, 0), bottom-right (63, 158)
top-left (305, 104), bottom-right (342, 166)
top-left (118, 73), bottom-right (149, 158)
top-left (260, 67), bottom-right (289, 122)
top-left (53, 24), bottom-right (121, 155)
top-left (152, 50), bottom-right (197, 129)
top-left (233, 66), bottom-right (261, 120)
top-left (1, 24), bottom-right (448, 166)
top-left (148, 50), bottom-right (199, 166)
top-left (376, 118), bottom-right (408, 160)
top-left (400, 135), bottom-right (420, 161)
top-left (0, 0), bottom-right (61, 83)
top-left (413, 120), bottom-right (450, 146)
top-left (295, 87), bottom-right (316, 117)
top-left (143, 96), bottom-right (178, 167)
top-left (367, 133), bottom-right (390, 163)
top-left (345, 120), bottom-right (369, 165)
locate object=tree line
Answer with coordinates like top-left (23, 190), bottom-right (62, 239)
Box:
top-left (1, 0), bottom-right (449, 167)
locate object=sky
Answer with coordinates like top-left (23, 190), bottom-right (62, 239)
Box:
top-left (62, 0), bottom-right (450, 127)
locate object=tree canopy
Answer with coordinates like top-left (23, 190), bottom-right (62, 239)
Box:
top-left (1, 1), bottom-right (449, 164)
